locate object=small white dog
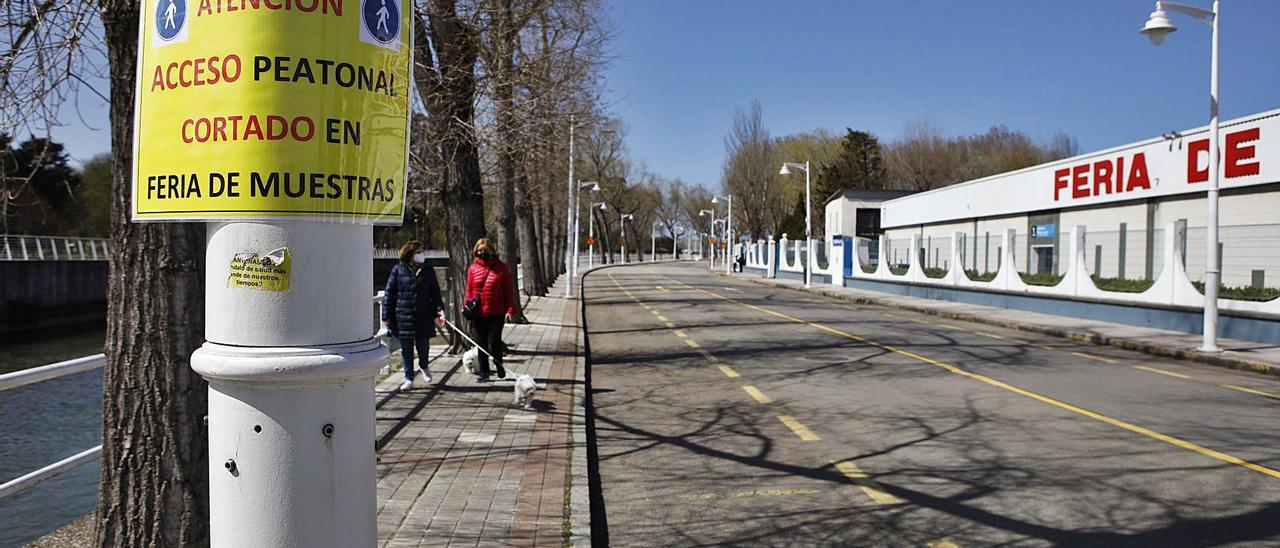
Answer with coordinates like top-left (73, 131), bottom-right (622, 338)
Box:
top-left (462, 347), bottom-right (480, 375)
top-left (513, 374), bottom-right (536, 409)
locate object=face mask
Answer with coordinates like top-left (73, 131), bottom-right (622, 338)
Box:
top-left (477, 251), bottom-right (492, 260)
top-left (413, 251), bottom-right (427, 263)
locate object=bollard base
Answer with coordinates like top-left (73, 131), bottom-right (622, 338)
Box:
top-left (193, 339), bottom-right (388, 548)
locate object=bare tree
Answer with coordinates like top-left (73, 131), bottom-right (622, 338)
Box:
top-left (0, 1), bottom-right (105, 233)
top-left (652, 177), bottom-right (687, 258)
top-left (96, 1), bottom-right (211, 544)
top-left (721, 100), bottom-right (785, 238)
top-left (416, 0), bottom-right (489, 347)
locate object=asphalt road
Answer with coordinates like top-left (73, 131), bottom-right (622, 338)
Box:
top-left (582, 262), bottom-right (1280, 547)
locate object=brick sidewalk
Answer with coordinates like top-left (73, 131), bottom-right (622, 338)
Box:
top-left (373, 292), bottom-right (587, 547)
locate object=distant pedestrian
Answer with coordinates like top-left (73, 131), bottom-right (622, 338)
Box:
top-left (464, 238), bottom-right (515, 382)
top-left (383, 240), bottom-right (444, 391)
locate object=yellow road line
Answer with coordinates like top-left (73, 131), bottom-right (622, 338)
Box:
top-left (664, 321), bottom-right (676, 328)
top-left (685, 339), bottom-right (701, 349)
top-left (656, 314), bottom-right (669, 322)
top-left (833, 460), bottom-right (904, 506)
top-left (697, 349), bottom-right (719, 362)
top-left (673, 330), bottom-right (687, 338)
top-left (927, 539), bottom-right (960, 548)
top-left (742, 385), bottom-right (772, 404)
top-left (937, 324), bottom-right (963, 331)
top-left (777, 415), bottom-right (821, 441)
top-left (650, 309), bottom-right (660, 316)
top-left (718, 365), bottom-right (741, 378)
top-left (1222, 384), bottom-right (1280, 400)
top-left (1134, 365), bottom-right (1191, 379)
top-left (1073, 351), bottom-right (1117, 364)
top-left (974, 331), bottom-right (1006, 340)
top-left (663, 276), bottom-right (1280, 481)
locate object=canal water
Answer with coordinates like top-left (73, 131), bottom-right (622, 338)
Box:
top-left (0, 267), bottom-right (449, 546)
top-left (1, 327), bottom-right (105, 548)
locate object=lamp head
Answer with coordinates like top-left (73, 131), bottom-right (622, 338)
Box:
top-left (622, 213), bottom-right (633, 220)
top-left (779, 164), bottom-right (791, 176)
top-left (1141, 4), bottom-right (1177, 46)
top-left (699, 209), bottom-right (712, 217)
top-left (590, 182), bottom-right (601, 192)
top-left (711, 196), bottom-right (720, 204)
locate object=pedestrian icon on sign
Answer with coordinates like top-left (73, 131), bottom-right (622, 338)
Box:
top-left (376, 0), bottom-right (390, 36)
top-left (362, 0), bottom-right (399, 45)
top-left (164, 0), bottom-right (177, 29)
top-left (155, 0), bottom-right (186, 41)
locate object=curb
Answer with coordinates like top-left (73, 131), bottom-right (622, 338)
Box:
top-left (726, 273), bottom-right (1279, 378)
top-left (568, 297), bottom-right (591, 545)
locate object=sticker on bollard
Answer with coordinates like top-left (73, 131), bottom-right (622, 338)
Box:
top-left (228, 248), bottom-right (291, 292)
top-left (131, 0), bottom-right (412, 224)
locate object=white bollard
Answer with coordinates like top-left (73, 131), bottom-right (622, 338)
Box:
top-left (192, 221), bottom-right (387, 548)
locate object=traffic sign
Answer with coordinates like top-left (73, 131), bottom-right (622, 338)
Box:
top-left (131, 0), bottom-right (411, 224)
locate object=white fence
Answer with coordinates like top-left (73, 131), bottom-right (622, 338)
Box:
top-left (744, 221), bottom-right (1280, 317)
top-left (0, 293), bottom-right (393, 502)
top-left (1, 235), bottom-right (110, 261)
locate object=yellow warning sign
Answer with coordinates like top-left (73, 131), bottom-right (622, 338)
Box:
top-left (131, 0), bottom-right (411, 224)
top-left (229, 248), bottom-right (291, 292)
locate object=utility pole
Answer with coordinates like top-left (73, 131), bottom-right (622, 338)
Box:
top-left (564, 115), bottom-right (575, 297)
top-left (130, 5), bottom-right (412, 546)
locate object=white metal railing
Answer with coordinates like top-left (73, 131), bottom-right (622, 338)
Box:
top-left (0, 354), bottom-right (105, 392)
top-left (0, 293), bottom-right (391, 500)
top-left (1, 234), bottom-right (110, 261)
top-left (373, 249), bottom-right (448, 260)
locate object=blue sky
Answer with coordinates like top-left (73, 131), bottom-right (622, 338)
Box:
top-left (603, 0), bottom-right (1280, 187)
top-left (48, 1), bottom-right (1280, 187)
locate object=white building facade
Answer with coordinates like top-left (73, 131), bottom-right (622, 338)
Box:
top-left (877, 108), bottom-right (1280, 290)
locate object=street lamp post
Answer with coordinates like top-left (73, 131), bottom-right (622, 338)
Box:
top-left (1141, 0), bottom-right (1221, 352)
top-left (686, 228), bottom-right (693, 261)
top-left (564, 115), bottom-right (575, 297)
top-left (780, 161), bottom-right (812, 288)
top-left (572, 181), bottom-right (600, 280)
top-left (588, 202), bottom-right (607, 269)
top-left (651, 220), bottom-right (661, 262)
top-left (620, 213), bottom-right (634, 264)
top-left (713, 194), bottom-right (733, 274)
top-left (698, 209), bottom-right (715, 269)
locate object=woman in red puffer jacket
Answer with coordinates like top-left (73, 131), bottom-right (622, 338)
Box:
top-left (464, 238), bottom-right (515, 381)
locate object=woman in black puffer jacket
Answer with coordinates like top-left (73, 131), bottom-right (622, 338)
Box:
top-left (382, 240), bottom-right (444, 390)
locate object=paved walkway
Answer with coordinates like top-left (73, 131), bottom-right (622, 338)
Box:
top-left (731, 272), bottom-right (1280, 376)
top-left (374, 288), bottom-right (589, 547)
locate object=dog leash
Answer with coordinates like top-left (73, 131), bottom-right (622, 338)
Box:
top-left (440, 318), bottom-right (531, 379)
top-left (440, 318), bottom-right (495, 359)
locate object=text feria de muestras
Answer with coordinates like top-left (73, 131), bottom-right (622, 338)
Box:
top-left (131, 0), bottom-right (412, 225)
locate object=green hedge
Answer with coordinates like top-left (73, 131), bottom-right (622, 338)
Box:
top-left (1092, 276), bottom-right (1154, 293)
top-left (1019, 272), bottom-right (1063, 286)
top-left (923, 267), bottom-right (948, 279)
top-left (1192, 281), bottom-right (1280, 302)
top-left (861, 263), bottom-right (877, 273)
top-left (965, 270), bottom-right (997, 282)
top-left (888, 265), bottom-right (908, 276)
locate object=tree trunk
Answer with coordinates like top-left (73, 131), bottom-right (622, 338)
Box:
top-left (490, 0), bottom-right (524, 319)
top-left (96, 1), bottom-right (210, 545)
top-left (417, 0), bottom-right (486, 349)
top-left (515, 163), bottom-right (546, 295)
